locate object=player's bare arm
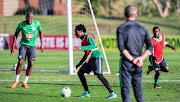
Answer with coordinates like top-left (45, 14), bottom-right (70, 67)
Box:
top-left (39, 29), bottom-right (44, 52)
top-left (122, 49), bottom-right (134, 62)
top-left (10, 31), bottom-right (20, 56)
top-left (133, 50), bottom-right (151, 67)
top-left (73, 46), bottom-right (81, 51)
top-left (166, 44), bottom-right (176, 51)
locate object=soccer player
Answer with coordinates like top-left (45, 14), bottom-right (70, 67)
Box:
top-left (74, 24), bottom-right (117, 99)
top-left (147, 27), bottom-right (176, 88)
top-left (116, 5), bottom-right (153, 102)
top-left (10, 12), bottom-right (43, 88)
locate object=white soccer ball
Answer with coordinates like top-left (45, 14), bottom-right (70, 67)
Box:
top-left (12, 64), bottom-right (17, 71)
top-left (23, 64), bottom-right (28, 70)
top-left (60, 87), bottom-right (71, 97)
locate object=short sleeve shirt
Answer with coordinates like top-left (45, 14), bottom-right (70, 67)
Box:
top-left (16, 20), bottom-right (42, 47)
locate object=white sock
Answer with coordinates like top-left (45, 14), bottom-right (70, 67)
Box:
top-left (85, 91), bottom-right (90, 93)
top-left (15, 74), bottom-right (20, 82)
top-left (23, 76), bottom-right (29, 83)
top-left (111, 92), bottom-right (114, 94)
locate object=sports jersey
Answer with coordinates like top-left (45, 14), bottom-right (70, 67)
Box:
top-left (80, 33), bottom-right (103, 58)
top-left (16, 20), bottom-right (42, 47)
top-left (151, 34), bottom-right (166, 63)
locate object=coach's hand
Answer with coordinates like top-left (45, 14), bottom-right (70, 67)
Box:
top-left (133, 57), bottom-right (143, 67)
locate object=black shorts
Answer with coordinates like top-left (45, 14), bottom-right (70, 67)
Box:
top-left (149, 56), bottom-right (168, 71)
top-left (79, 58), bottom-right (103, 75)
top-left (18, 44), bottom-right (36, 61)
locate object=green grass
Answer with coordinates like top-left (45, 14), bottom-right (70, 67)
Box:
top-left (0, 51), bottom-right (180, 102)
top-left (1, 15), bottom-right (180, 36)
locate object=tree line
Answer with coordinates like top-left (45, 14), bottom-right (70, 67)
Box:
top-left (79, 0), bottom-right (180, 18)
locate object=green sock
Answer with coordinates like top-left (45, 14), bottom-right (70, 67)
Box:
top-left (155, 78), bottom-right (159, 85)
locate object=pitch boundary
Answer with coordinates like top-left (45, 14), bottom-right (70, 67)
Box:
top-left (0, 79), bottom-right (180, 82)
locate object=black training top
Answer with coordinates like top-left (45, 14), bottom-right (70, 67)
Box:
top-left (116, 20), bottom-right (153, 57)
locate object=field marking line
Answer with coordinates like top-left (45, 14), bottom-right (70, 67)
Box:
top-left (0, 79), bottom-right (180, 82)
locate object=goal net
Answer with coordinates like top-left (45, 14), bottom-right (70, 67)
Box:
top-left (0, 0), bottom-right (111, 75)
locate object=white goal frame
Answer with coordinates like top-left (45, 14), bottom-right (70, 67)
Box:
top-left (67, 0), bottom-right (111, 75)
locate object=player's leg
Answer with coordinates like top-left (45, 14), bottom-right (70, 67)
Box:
top-left (132, 67), bottom-right (144, 102)
top-left (97, 74), bottom-right (117, 98)
top-left (11, 45), bottom-right (27, 88)
top-left (152, 61), bottom-right (162, 88)
top-left (154, 71), bottom-right (162, 88)
top-left (77, 63), bottom-right (91, 97)
top-left (91, 58), bottom-right (117, 98)
top-left (147, 56), bottom-right (155, 75)
top-left (22, 46), bottom-right (36, 88)
top-left (160, 59), bottom-right (169, 72)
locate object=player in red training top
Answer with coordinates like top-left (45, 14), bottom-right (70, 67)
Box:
top-left (74, 24), bottom-right (117, 99)
top-left (147, 27), bottom-right (176, 88)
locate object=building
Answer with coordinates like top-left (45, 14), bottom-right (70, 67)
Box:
top-left (0, 0), bottom-right (75, 16)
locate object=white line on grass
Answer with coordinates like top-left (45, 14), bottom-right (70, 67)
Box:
top-left (0, 80), bottom-right (180, 82)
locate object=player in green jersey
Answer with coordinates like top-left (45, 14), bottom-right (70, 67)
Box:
top-left (10, 12), bottom-right (43, 88)
top-left (74, 24), bottom-right (117, 99)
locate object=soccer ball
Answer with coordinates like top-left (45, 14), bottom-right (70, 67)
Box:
top-left (12, 64), bottom-right (17, 71)
top-left (60, 87), bottom-right (71, 97)
top-left (23, 64), bottom-right (28, 70)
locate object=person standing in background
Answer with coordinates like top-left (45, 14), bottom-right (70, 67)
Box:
top-left (116, 5), bottom-right (153, 102)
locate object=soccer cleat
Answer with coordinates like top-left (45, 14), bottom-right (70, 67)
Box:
top-left (11, 81), bottom-right (19, 88)
top-left (22, 83), bottom-right (29, 88)
top-left (147, 65), bottom-right (152, 75)
top-left (78, 92), bottom-right (91, 98)
top-left (154, 85), bottom-right (162, 89)
top-left (106, 92), bottom-right (117, 99)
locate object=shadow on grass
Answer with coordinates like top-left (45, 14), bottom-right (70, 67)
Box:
top-left (29, 82), bottom-right (120, 87)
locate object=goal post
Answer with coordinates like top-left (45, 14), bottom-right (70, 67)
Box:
top-left (68, 0), bottom-right (111, 75)
top-left (0, 0), bottom-right (111, 74)
top-left (67, 0), bottom-right (74, 75)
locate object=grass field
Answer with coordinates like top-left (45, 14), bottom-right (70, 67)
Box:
top-left (0, 50), bottom-right (180, 102)
top-left (0, 15), bottom-right (180, 36)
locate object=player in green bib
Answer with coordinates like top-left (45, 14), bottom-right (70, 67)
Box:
top-left (10, 12), bottom-right (43, 88)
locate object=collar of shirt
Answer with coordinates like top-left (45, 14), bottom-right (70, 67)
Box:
top-left (80, 33), bottom-right (86, 40)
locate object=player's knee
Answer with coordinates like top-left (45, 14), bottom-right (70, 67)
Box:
top-left (28, 60), bottom-right (34, 66)
top-left (155, 72), bottom-right (160, 76)
top-left (166, 67), bottom-right (169, 72)
top-left (18, 60), bottom-right (23, 66)
top-left (97, 74), bottom-right (104, 80)
top-left (78, 70), bottom-right (83, 76)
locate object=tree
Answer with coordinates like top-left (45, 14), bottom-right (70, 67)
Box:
top-left (153, 0), bottom-right (171, 18)
top-left (24, 0), bottom-right (31, 9)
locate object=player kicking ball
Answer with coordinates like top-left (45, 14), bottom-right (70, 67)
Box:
top-left (147, 27), bottom-right (176, 88)
top-left (74, 24), bottom-right (117, 99)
